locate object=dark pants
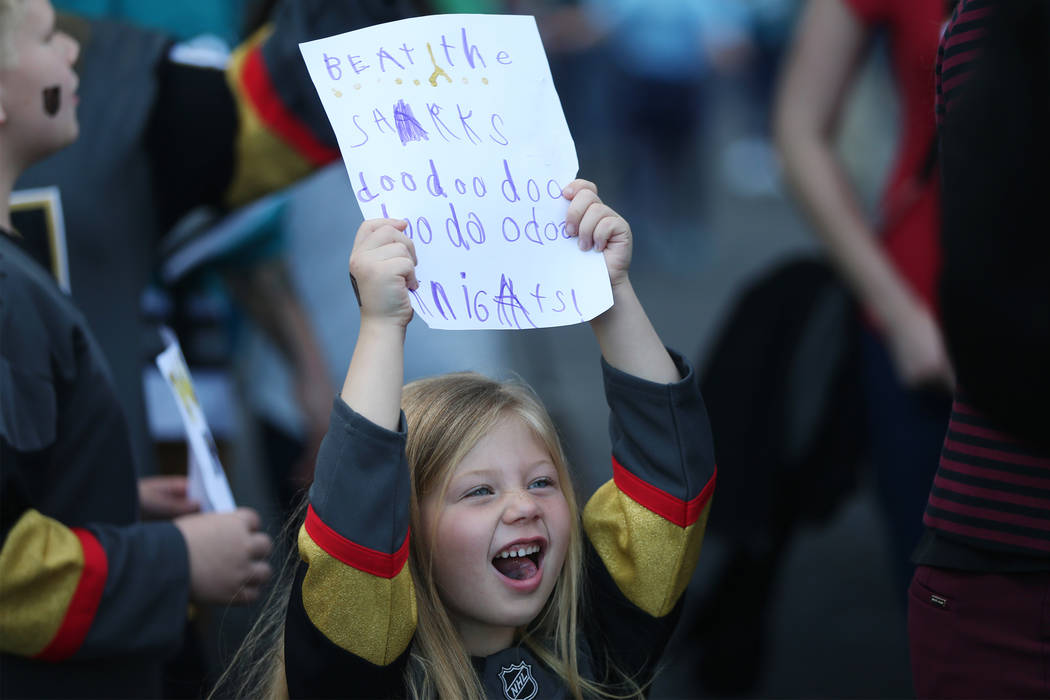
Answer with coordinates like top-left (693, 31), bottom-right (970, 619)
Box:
top-left (909, 565), bottom-right (1050, 698)
top-left (861, 330), bottom-right (951, 599)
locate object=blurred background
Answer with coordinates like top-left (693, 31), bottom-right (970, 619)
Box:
top-left (47, 0), bottom-right (913, 697)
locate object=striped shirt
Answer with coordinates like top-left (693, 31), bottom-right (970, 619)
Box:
top-left (921, 0), bottom-right (1050, 561)
top-left (934, 0), bottom-right (992, 125)
top-left (924, 395), bottom-right (1050, 556)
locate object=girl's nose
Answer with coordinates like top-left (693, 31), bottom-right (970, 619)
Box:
top-left (57, 31), bottom-right (79, 65)
top-left (502, 490), bottom-right (541, 523)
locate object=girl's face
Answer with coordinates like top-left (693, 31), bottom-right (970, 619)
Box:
top-left (0, 0), bottom-right (79, 163)
top-left (420, 414), bottom-right (571, 656)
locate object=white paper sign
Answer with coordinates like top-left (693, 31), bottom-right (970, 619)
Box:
top-left (155, 329), bottom-right (236, 513)
top-left (299, 14), bottom-right (612, 330)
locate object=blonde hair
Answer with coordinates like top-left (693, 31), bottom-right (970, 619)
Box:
top-left (216, 373), bottom-right (640, 700)
top-left (400, 372), bottom-right (592, 700)
top-left (0, 0), bottom-right (24, 69)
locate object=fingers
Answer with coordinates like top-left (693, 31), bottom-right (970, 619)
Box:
top-left (368, 239), bottom-right (417, 265)
top-left (355, 219), bottom-right (414, 255)
top-left (245, 559), bottom-right (272, 587)
top-left (249, 531), bottom-right (274, 560)
top-left (357, 217), bottom-right (408, 237)
top-left (592, 215), bottom-right (628, 253)
top-left (235, 507), bottom-right (262, 532)
top-left (565, 189), bottom-right (624, 252)
top-left (579, 202), bottom-right (622, 252)
top-left (151, 475), bottom-right (189, 495)
top-left (383, 255), bottom-right (420, 292)
top-left (562, 179), bottom-right (597, 199)
top-left (563, 187), bottom-right (600, 241)
top-left (235, 560), bottom-right (273, 604)
top-left (350, 225), bottom-right (418, 288)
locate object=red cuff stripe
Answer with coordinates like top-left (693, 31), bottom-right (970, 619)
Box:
top-left (612, 457), bottom-right (716, 528)
top-left (305, 505), bottom-right (409, 579)
top-left (35, 529), bottom-right (108, 662)
top-left (240, 45), bottom-right (339, 166)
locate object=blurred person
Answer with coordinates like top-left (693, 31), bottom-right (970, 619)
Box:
top-left (677, 0), bottom-right (954, 693)
top-left (11, 3), bottom-right (424, 695)
top-left (774, 0), bottom-right (954, 593)
top-left (909, 0), bottom-right (1050, 696)
top-left (0, 1), bottom-right (273, 697)
top-left (572, 0), bottom-right (753, 250)
top-left (15, 0), bottom-right (424, 503)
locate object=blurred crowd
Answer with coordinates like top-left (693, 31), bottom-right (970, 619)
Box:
top-left (3, 0), bottom-right (1048, 698)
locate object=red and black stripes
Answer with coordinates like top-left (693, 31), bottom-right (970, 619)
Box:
top-left (935, 0), bottom-right (991, 123)
top-left (924, 397), bottom-right (1050, 555)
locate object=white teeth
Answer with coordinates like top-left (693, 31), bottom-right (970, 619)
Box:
top-left (497, 544), bottom-right (541, 558)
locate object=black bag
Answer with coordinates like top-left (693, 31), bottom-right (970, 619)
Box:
top-left (699, 256), bottom-right (866, 544)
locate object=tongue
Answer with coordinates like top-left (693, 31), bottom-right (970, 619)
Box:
top-left (493, 556), bottom-right (538, 581)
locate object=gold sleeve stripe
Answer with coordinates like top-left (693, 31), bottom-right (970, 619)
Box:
top-left (0, 510), bottom-right (108, 659)
top-left (299, 525), bottom-right (417, 666)
top-left (612, 456), bottom-right (716, 528)
top-left (224, 28), bottom-right (337, 208)
top-left (583, 482), bottom-right (712, 618)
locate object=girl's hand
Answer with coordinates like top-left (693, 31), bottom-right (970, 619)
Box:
top-left (348, 219), bottom-right (418, 328)
top-left (563, 179), bottom-right (632, 289)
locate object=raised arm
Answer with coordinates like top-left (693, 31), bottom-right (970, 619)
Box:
top-left (562, 180), bottom-right (679, 384)
top-left (562, 184), bottom-right (716, 685)
top-left (284, 218), bottom-right (419, 698)
top-left (773, 0), bottom-right (953, 390)
top-left (340, 219), bottom-right (418, 430)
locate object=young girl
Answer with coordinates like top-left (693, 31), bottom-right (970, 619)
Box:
top-left (274, 180), bottom-right (716, 699)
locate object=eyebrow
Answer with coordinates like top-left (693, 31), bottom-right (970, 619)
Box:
top-left (452, 461), bottom-right (556, 481)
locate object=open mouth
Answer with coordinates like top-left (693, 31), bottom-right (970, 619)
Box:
top-left (492, 541), bottom-right (544, 581)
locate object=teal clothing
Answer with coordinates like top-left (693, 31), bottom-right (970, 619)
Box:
top-left (53, 0), bottom-right (249, 44)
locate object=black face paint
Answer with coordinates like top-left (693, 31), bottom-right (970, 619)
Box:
top-left (42, 86), bottom-right (61, 116)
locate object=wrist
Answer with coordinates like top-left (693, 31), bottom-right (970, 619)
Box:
top-left (609, 274), bottom-right (633, 300)
top-left (359, 315), bottom-right (410, 340)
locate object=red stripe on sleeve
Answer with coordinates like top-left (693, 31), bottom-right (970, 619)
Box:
top-left (240, 45), bottom-right (339, 166)
top-left (612, 457), bottom-right (716, 528)
top-left (34, 529), bottom-right (108, 662)
top-left (304, 505), bottom-right (409, 579)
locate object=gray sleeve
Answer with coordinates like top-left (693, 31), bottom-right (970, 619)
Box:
top-left (307, 398), bottom-right (411, 557)
top-left (76, 522), bottom-right (190, 660)
top-left (603, 348), bottom-right (716, 504)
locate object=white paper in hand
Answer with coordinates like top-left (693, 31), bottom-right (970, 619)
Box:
top-left (299, 14), bottom-right (612, 330)
top-left (155, 329), bottom-right (236, 513)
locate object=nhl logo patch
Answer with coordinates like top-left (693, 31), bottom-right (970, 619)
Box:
top-left (498, 661), bottom-right (538, 700)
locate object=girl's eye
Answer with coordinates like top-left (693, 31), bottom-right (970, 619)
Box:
top-left (529, 477), bottom-right (555, 490)
top-left (465, 486), bottom-right (493, 498)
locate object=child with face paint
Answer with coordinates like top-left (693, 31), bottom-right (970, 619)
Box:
top-left (246, 181), bottom-right (717, 699)
top-left (0, 2), bottom-right (276, 697)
